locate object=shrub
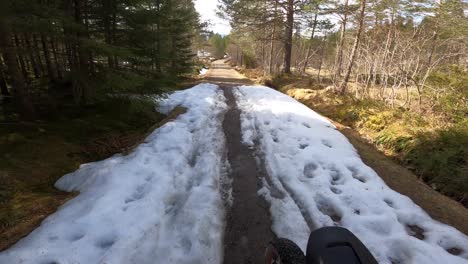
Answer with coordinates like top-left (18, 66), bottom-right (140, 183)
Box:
top-left (404, 125), bottom-right (468, 204)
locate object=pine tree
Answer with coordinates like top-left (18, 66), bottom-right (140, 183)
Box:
top-left (0, 0), bottom-right (34, 119)
top-left (0, 0), bottom-right (203, 119)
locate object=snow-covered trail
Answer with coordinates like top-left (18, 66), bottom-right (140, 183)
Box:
top-left (1, 81), bottom-right (467, 264)
top-left (234, 85), bottom-right (468, 264)
top-left (0, 84), bottom-right (230, 264)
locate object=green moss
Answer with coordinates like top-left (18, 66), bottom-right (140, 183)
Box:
top-left (404, 125), bottom-right (468, 198)
top-left (363, 111), bottom-right (396, 132)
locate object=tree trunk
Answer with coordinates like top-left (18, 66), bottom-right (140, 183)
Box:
top-left (13, 33), bottom-right (29, 82)
top-left (50, 37), bottom-right (63, 79)
top-left (283, 0), bottom-right (294, 74)
top-left (0, 13), bottom-right (34, 119)
top-left (62, 21), bottom-right (74, 72)
top-left (261, 39), bottom-right (265, 70)
top-left (41, 34), bottom-right (57, 81)
top-left (268, 0), bottom-right (278, 75)
top-left (334, 0), bottom-right (349, 81)
top-left (427, 30), bottom-right (438, 68)
top-left (0, 58), bottom-right (10, 96)
top-left (84, 1), bottom-right (95, 74)
top-left (32, 34), bottom-right (45, 74)
top-left (111, 0), bottom-right (118, 69)
top-left (24, 34), bottom-right (41, 79)
top-left (240, 51), bottom-right (244, 66)
top-left (339, 0), bottom-right (366, 93)
top-left (236, 45), bottom-right (240, 65)
top-left (317, 37), bottom-right (326, 82)
top-left (155, 0), bottom-right (161, 72)
top-left (103, 0), bottom-right (113, 68)
top-left (301, 12), bottom-right (318, 74)
top-left (74, 0), bottom-right (92, 104)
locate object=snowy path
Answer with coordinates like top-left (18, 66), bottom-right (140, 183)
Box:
top-left (234, 85), bottom-right (468, 264)
top-left (1, 80), bottom-right (468, 264)
top-left (0, 84), bottom-right (230, 264)
top-left (206, 60), bottom-right (275, 264)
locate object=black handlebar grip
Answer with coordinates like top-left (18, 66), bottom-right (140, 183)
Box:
top-left (306, 227), bottom-right (378, 264)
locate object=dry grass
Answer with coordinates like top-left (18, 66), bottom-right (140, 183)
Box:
top-left (0, 97), bottom-right (168, 250)
top-left (283, 83), bottom-right (467, 206)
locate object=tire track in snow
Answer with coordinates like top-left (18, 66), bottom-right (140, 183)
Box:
top-left (220, 87), bottom-right (275, 264)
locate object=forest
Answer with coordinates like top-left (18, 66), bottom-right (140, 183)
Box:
top-left (218, 0), bottom-right (467, 205)
top-left (0, 0), bottom-right (203, 121)
top-left (0, 0), bottom-right (468, 262)
top-left (0, 0), bottom-right (208, 243)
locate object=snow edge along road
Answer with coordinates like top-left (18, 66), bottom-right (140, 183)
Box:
top-left (233, 85), bottom-right (468, 264)
top-left (0, 83), bottom-right (230, 264)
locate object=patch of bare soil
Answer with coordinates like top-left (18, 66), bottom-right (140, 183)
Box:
top-left (205, 61), bottom-right (275, 264)
top-left (222, 88), bottom-right (275, 264)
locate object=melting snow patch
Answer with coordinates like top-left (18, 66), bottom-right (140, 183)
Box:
top-left (199, 68), bottom-right (209, 76)
top-left (0, 83), bottom-right (229, 264)
top-left (234, 85), bottom-right (468, 264)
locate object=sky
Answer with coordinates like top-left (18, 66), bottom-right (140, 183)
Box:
top-left (194, 0), bottom-right (231, 35)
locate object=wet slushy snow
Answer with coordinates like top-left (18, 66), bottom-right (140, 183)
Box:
top-left (1, 84), bottom-right (467, 264)
top-left (234, 85), bottom-right (468, 264)
top-left (0, 84), bottom-right (229, 264)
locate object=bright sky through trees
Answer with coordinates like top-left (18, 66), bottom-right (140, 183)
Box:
top-left (194, 0), bottom-right (231, 35)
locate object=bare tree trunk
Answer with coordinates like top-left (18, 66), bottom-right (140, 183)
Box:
top-left (354, 73), bottom-right (359, 97)
top-left (111, 0), bottom-right (118, 69)
top-left (283, 0), bottom-right (294, 74)
top-left (32, 34), bottom-right (45, 74)
top-left (301, 12), bottom-right (318, 74)
top-left (0, 13), bottom-right (34, 119)
top-left (268, 1), bottom-right (278, 75)
top-left (24, 34), bottom-right (41, 79)
top-left (236, 45), bottom-right (240, 65)
top-left (74, 0), bottom-right (92, 104)
top-left (13, 33), bottom-right (29, 82)
top-left (240, 51), bottom-right (244, 66)
top-left (339, 0), bottom-right (366, 93)
top-left (63, 23), bottom-right (74, 73)
top-left (0, 58), bottom-right (9, 96)
top-left (402, 77), bottom-right (409, 107)
top-left (154, 0), bottom-right (161, 72)
top-left (268, 33), bottom-right (275, 74)
top-left (427, 29), bottom-right (438, 68)
top-left (260, 39), bottom-right (265, 69)
top-left (317, 37), bottom-right (326, 82)
top-left (84, 0), bottom-right (95, 75)
top-left (103, 0), bottom-right (113, 68)
top-left (41, 34), bottom-right (57, 81)
top-left (415, 83), bottom-right (422, 110)
top-left (50, 37), bottom-right (63, 79)
top-left (334, 0), bottom-right (349, 81)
